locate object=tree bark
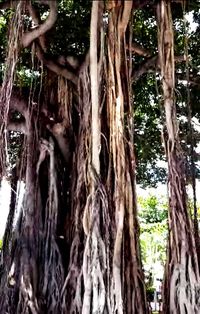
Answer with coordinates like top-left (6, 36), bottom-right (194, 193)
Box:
top-left (0, 1), bottom-right (148, 313)
top-left (157, 1), bottom-right (200, 312)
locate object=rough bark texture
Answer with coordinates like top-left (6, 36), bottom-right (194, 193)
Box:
top-left (0, 1), bottom-right (149, 313)
top-left (157, 1), bottom-right (200, 313)
top-left (105, 2), bottom-right (148, 312)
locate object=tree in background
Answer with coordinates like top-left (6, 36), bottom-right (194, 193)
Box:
top-left (138, 194), bottom-right (168, 308)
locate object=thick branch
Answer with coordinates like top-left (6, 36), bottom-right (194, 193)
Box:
top-left (56, 55), bottom-right (80, 70)
top-left (26, 1), bottom-right (47, 51)
top-left (127, 42), bottom-right (151, 57)
top-left (132, 55), bottom-right (186, 82)
top-left (36, 44), bottom-right (78, 84)
top-left (22, 0), bottom-right (57, 48)
top-left (26, 2), bottom-right (78, 84)
top-left (132, 55), bottom-right (158, 81)
top-left (176, 73), bottom-right (200, 87)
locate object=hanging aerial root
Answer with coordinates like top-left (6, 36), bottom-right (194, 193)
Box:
top-left (60, 63), bottom-right (92, 313)
top-left (37, 137), bottom-right (65, 312)
top-left (0, 136), bottom-right (66, 314)
top-left (0, 1), bottom-right (25, 175)
top-left (82, 166), bottom-right (110, 314)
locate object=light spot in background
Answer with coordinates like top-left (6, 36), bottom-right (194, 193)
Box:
top-left (0, 179), bottom-right (25, 239)
top-left (14, 181), bottom-right (25, 226)
top-left (0, 179), bottom-right (11, 239)
top-left (186, 12), bottom-right (198, 32)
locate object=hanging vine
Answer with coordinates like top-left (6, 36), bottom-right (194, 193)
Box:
top-left (0, 1), bottom-right (25, 176)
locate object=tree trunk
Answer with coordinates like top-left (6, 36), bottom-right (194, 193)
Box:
top-left (157, 1), bottom-right (200, 313)
top-left (61, 1), bottom-right (148, 313)
top-left (0, 1), bottom-right (148, 313)
top-left (105, 2), bottom-right (148, 312)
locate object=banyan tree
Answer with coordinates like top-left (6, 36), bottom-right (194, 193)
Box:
top-left (157, 1), bottom-right (200, 312)
top-left (0, 0), bottom-right (200, 313)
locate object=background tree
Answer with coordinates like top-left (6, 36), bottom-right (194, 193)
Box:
top-left (138, 194), bottom-right (168, 271)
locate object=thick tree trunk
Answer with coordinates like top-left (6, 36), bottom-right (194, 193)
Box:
top-left (0, 1), bottom-right (148, 313)
top-left (61, 1), bottom-right (148, 313)
top-left (0, 115), bottom-right (66, 313)
top-left (157, 1), bottom-right (200, 313)
top-left (105, 3), bottom-right (148, 313)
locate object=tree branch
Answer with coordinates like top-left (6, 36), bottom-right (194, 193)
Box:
top-left (132, 55), bottom-right (158, 81)
top-left (176, 73), bottom-right (200, 87)
top-left (22, 0), bottom-right (57, 48)
top-left (7, 90), bottom-right (72, 161)
top-left (132, 55), bottom-right (186, 82)
top-left (26, 1), bottom-right (47, 51)
top-left (26, 2), bottom-right (78, 84)
top-left (35, 44), bottom-right (78, 84)
top-left (127, 42), bottom-right (151, 57)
